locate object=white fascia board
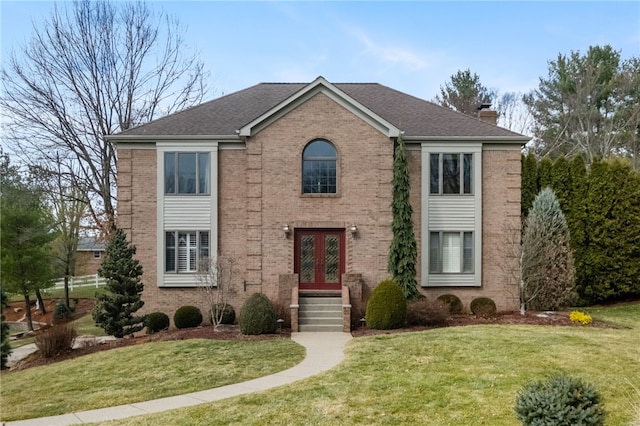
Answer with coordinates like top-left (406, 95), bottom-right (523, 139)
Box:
top-left (109, 135), bottom-right (241, 143)
top-left (404, 135), bottom-right (530, 143)
top-left (238, 76), bottom-right (400, 138)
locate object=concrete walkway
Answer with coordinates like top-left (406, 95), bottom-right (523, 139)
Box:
top-left (5, 332), bottom-right (352, 426)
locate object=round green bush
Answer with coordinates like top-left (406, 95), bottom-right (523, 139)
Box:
top-left (145, 312), bottom-right (170, 334)
top-left (53, 301), bottom-right (73, 323)
top-left (209, 303), bottom-right (236, 325)
top-left (173, 306), bottom-right (203, 329)
top-left (365, 279), bottom-right (407, 330)
top-left (437, 294), bottom-right (463, 314)
top-left (470, 297), bottom-right (497, 317)
top-left (515, 375), bottom-right (607, 425)
top-left (239, 293), bottom-right (277, 335)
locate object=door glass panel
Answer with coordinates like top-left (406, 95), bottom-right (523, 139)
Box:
top-left (300, 235), bottom-right (315, 282)
top-left (324, 235), bottom-right (339, 283)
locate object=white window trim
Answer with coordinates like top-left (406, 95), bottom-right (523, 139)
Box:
top-left (421, 142), bottom-right (482, 287)
top-left (157, 142), bottom-right (218, 287)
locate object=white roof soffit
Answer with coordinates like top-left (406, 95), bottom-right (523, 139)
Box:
top-left (238, 76), bottom-right (401, 138)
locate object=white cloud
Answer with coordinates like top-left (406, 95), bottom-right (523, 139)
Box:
top-left (350, 28), bottom-right (430, 72)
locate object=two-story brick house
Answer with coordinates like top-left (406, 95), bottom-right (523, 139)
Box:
top-left (109, 77), bottom-right (528, 331)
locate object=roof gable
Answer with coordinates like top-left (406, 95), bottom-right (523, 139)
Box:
top-left (238, 76), bottom-right (400, 138)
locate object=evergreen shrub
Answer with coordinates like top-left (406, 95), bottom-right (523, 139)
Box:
top-left (239, 293), bottom-right (277, 335)
top-left (53, 301), bottom-right (73, 323)
top-left (437, 294), bottom-right (463, 314)
top-left (365, 279), bottom-right (407, 330)
top-left (406, 298), bottom-right (449, 326)
top-left (470, 297), bottom-right (497, 317)
top-left (210, 303), bottom-right (235, 325)
top-left (514, 375), bottom-right (606, 426)
top-left (145, 312), bottom-right (170, 334)
top-left (173, 306), bottom-right (203, 329)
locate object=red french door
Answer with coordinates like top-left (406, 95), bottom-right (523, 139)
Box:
top-left (294, 229), bottom-right (345, 290)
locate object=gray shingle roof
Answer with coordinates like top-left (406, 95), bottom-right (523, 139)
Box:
top-left (77, 236), bottom-right (106, 251)
top-left (117, 80), bottom-right (526, 139)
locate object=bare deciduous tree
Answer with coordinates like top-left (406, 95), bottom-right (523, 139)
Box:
top-left (197, 256), bottom-right (238, 330)
top-left (1, 0), bottom-right (208, 234)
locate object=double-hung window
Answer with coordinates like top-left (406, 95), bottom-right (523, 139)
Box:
top-left (430, 153), bottom-right (473, 194)
top-left (164, 152), bottom-right (210, 195)
top-left (165, 231), bottom-right (209, 273)
top-left (429, 231), bottom-right (474, 273)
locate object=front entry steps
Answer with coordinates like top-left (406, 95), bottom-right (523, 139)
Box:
top-left (298, 296), bottom-right (343, 332)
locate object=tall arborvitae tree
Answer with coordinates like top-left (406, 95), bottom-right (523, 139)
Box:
top-left (388, 134), bottom-right (420, 300)
top-left (580, 159), bottom-right (640, 302)
top-left (551, 156), bottom-right (571, 213)
top-left (93, 229), bottom-right (145, 337)
top-left (521, 152), bottom-right (539, 217)
top-left (1, 290), bottom-right (11, 370)
top-left (521, 188), bottom-right (576, 311)
top-left (568, 155), bottom-right (588, 297)
top-left (538, 156), bottom-right (553, 190)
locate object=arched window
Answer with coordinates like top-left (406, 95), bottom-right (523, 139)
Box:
top-left (302, 139), bottom-right (337, 194)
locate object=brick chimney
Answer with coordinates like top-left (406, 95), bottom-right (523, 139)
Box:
top-left (477, 103), bottom-right (498, 125)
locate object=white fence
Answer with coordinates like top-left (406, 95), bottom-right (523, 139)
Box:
top-left (48, 274), bottom-right (107, 291)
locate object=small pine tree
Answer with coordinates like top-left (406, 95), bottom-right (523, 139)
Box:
top-left (521, 188), bottom-right (576, 311)
top-left (388, 133), bottom-right (420, 300)
top-left (92, 229), bottom-right (145, 338)
top-left (1, 290), bottom-right (12, 369)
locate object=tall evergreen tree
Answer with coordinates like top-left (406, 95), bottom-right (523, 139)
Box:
top-left (434, 69), bottom-right (496, 116)
top-left (551, 156), bottom-right (571, 213)
top-left (93, 229), bottom-right (145, 337)
top-left (568, 155), bottom-right (588, 295)
top-left (538, 156), bottom-right (553, 190)
top-left (521, 152), bottom-right (539, 217)
top-left (580, 159), bottom-right (640, 302)
top-left (388, 134), bottom-right (420, 300)
top-left (521, 188), bottom-right (576, 311)
top-left (0, 155), bottom-right (57, 331)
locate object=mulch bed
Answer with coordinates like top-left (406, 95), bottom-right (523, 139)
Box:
top-left (2, 299), bottom-right (620, 372)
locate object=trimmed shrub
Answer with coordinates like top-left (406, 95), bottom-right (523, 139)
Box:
top-left (53, 301), bottom-right (73, 324)
top-left (173, 306), bottom-right (203, 329)
top-left (209, 303), bottom-right (236, 325)
top-left (437, 294), bottom-right (463, 314)
top-left (406, 298), bottom-right (449, 327)
top-left (365, 280), bottom-right (407, 330)
top-left (514, 375), bottom-right (607, 426)
top-left (35, 323), bottom-right (77, 358)
top-left (239, 293), bottom-right (277, 335)
top-left (470, 297), bottom-right (497, 317)
top-left (145, 312), bottom-right (170, 334)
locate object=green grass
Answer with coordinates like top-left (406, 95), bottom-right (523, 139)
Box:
top-left (0, 338), bottom-right (304, 421)
top-left (103, 303), bottom-right (640, 426)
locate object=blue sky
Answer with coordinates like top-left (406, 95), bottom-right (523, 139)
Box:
top-left (1, 1), bottom-right (639, 103)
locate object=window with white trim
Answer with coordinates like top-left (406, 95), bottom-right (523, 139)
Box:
top-left (429, 231), bottom-right (474, 273)
top-left (165, 231), bottom-right (209, 272)
top-left (430, 153), bottom-right (473, 194)
top-left (164, 152), bottom-right (210, 195)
